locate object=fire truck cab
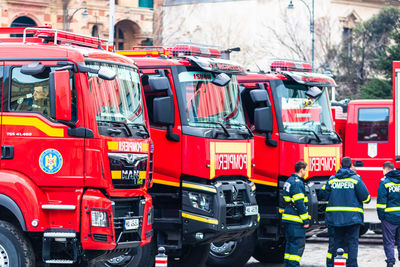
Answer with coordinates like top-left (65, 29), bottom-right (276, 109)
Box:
top-left (118, 45), bottom-right (259, 266)
top-left (207, 60), bottom-right (342, 265)
top-left (0, 27), bottom-right (153, 266)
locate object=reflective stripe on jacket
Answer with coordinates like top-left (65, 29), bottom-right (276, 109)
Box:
top-left (320, 168), bottom-right (370, 227)
top-left (282, 174), bottom-right (309, 225)
top-left (377, 169), bottom-right (400, 225)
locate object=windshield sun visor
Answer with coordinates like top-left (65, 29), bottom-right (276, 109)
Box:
top-left (282, 71), bottom-right (337, 87)
top-left (186, 56), bottom-right (247, 75)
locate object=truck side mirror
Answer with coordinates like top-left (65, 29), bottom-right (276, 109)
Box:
top-left (254, 107), bottom-right (277, 147)
top-left (153, 96), bottom-right (179, 142)
top-left (212, 73), bottom-right (231, 87)
top-left (98, 67), bottom-right (116, 80)
top-left (254, 107), bottom-right (272, 132)
top-left (149, 76), bottom-right (170, 91)
top-left (305, 86), bottom-right (322, 99)
top-left (49, 70), bottom-right (72, 122)
top-left (250, 89), bottom-right (269, 105)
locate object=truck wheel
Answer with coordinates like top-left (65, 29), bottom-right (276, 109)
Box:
top-left (206, 235), bottom-right (255, 267)
top-left (169, 244), bottom-right (210, 267)
top-left (0, 220), bottom-right (35, 267)
top-left (94, 241), bottom-right (156, 267)
top-left (252, 240), bottom-right (285, 263)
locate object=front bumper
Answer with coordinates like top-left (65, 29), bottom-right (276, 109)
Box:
top-left (81, 190), bottom-right (153, 251)
top-left (181, 179), bottom-right (259, 244)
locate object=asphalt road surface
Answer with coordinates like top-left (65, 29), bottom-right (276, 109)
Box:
top-left (246, 232), bottom-right (386, 267)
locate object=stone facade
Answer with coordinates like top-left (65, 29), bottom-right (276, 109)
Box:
top-left (0, 0), bottom-right (154, 49)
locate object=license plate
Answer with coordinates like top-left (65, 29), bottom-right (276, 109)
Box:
top-left (245, 205), bottom-right (258, 216)
top-left (124, 218), bottom-right (139, 230)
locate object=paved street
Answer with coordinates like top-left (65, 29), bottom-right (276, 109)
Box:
top-left (246, 233), bottom-right (386, 267)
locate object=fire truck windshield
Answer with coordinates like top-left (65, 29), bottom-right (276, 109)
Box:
top-left (86, 62), bottom-right (146, 136)
top-left (273, 81), bottom-right (334, 136)
top-left (177, 68), bottom-right (247, 131)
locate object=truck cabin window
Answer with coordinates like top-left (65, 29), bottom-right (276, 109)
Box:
top-left (9, 66), bottom-right (77, 121)
top-left (274, 82), bottom-right (333, 135)
top-left (10, 67), bottom-right (52, 117)
top-left (358, 108), bottom-right (389, 142)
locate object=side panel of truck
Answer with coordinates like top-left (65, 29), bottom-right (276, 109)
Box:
top-left (141, 68), bottom-right (182, 187)
top-left (345, 101), bottom-right (393, 196)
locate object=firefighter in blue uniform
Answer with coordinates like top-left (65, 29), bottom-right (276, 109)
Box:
top-left (377, 161), bottom-right (400, 267)
top-left (320, 166), bottom-right (357, 267)
top-left (282, 161), bottom-right (309, 267)
top-left (320, 157), bottom-right (370, 267)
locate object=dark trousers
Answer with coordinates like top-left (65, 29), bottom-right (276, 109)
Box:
top-left (333, 224), bottom-right (360, 267)
top-left (327, 227), bottom-right (349, 267)
top-left (326, 226), bottom-right (335, 267)
top-left (382, 220), bottom-right (400, 264)
top-left (284, 223), bottom-right (306, 267)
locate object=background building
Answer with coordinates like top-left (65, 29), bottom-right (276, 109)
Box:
top-left (155, 0), bottom-right (399, 71)
top-left (0, 0), bottom-right (154, 49)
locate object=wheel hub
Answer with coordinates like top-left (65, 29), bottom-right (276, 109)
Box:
top-left (0, 244), bottom-right (9, 267)
top-left (210, 241), bottom-right (237, 257)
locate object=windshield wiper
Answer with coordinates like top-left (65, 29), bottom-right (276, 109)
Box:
top-left (127, 123), bottom-right (150, 138)
top-left (321, 129), bottom-right (342, 143)
top-left (225, 122), bottom-right (253, 137)
top-left (97, 120), bottom-right (133, 137)
top-left (194, 121), bottom-right (230, 137)
top-left (292, 128), bottom-right (321, 143)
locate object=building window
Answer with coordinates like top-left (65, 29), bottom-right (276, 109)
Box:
top-left (358, 108), bottom-right (389, 142)
top-left (11, 16), bottom-right (37, 37)
top-left (114, 26), bottom-right (124, 50)
top-left (92, 25), bottom-right (99, 37)
top-left (139, 0), bottom-right (154, 8)
top-left (343, 27), bottom-right (352, 57)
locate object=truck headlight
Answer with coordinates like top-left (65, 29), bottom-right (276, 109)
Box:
top-left (91, 210), bottom-right (109, 227)
top-left (188, 192), bottom-right (212, 212)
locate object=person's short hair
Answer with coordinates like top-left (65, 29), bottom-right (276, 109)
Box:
top-left (341, 157), bottom-right (352, 169)
top-left (383, 161), bottom-right (395, 171)
top-left (295, 161), bottom-right (307, 173)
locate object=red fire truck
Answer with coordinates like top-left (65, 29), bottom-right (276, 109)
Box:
top-left (118, 45), bottom-right (260, 266)
top-left (206, 60), bottom-right (342, 265)
top-left (0, 27), bottom-right (153, 266)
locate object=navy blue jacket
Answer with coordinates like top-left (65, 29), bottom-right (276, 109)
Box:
top-left (320, 168), bottom-right (370, 227)
top-left (377, 170), bottom-right (400, 225)
top-left (282, 174), bottom-right (309, 225)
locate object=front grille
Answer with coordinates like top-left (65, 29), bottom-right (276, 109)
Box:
top-left (93, 234), bottom-right (108, 242)
top-left (109, 153), bottom-right (148, 189)
top-left (112, 198), bottom-right (144, 243)
top-left (226, 204), bottom-right (246, 226)
top-left (223, 189), bottom-right (247, 204)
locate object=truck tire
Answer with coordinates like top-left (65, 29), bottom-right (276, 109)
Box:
top-left (94, 241), bottom-right (156, 267)
top-left (206, 235), bottom-right (255, 267)
top-left (252, 240), bottom-right (285, 264)
top-left (0, 220), bottom-right (35, 267)
top-left (169, 244), bottom-right (210, 267)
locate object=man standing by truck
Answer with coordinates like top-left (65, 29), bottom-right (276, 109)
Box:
top-left (282, 161), bottom-right (309, 267)
top-left (321, 157), bottom-right (370, 267)
top-left (377, 161), bottom-right (400, 267)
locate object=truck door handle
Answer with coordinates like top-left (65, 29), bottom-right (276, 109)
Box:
top-left (354, 160), bottom-right (363, 167)
top-left (1, 145), bottom-right (14, 159)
